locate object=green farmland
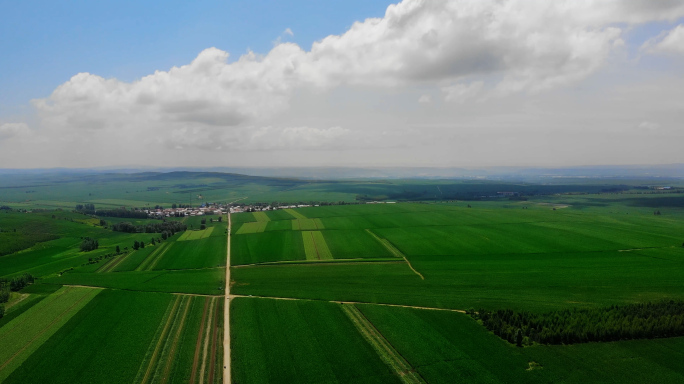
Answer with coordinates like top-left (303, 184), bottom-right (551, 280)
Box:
top-left (3, 171), bottom-right (684, 383)
top-left (230, 198), bottom-right (684, 383)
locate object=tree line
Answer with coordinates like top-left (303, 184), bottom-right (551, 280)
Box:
top-left (110, 220), bottom-right (186, 236)
top-left (468, 300), bottom-right (684, 346)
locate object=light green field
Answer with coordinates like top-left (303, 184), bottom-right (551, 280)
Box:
top-left (291, 218), bottom-right (324, 230)
top-left (283, 208), bottom-right (307, 219)
top-left (301, 231), bottom-right (333, 260)
top-left (177, 226), bottom-right (215, 241)
top-left (235, 221), bottom-right (268, 234)
top-left (252, 211), bottom-right (270, 222)
top-left (0, 286), bottom-right (102, 381)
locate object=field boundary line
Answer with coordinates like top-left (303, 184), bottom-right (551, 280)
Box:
top-left (365, 229), bottom-right (424, 280)
top-left (95, 255), bottom-right (118, 273)
top-left (341, 304), bottom-right (425, 384)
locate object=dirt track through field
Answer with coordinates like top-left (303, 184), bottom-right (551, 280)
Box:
top-left (365, 229), bottom-right (424, 280)
top-left (341, 303), bottom-right (425, 384)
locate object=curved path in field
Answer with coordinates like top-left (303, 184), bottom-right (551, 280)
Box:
top-left (223, 212), bottom-right (231, 384)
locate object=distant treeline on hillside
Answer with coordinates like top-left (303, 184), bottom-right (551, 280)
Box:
top-left (110, 220), bottom-right (186, 235)
top-left (469, 301), bottom-right (684, 346)
top-left (75, 204), bottom-right (149, 219)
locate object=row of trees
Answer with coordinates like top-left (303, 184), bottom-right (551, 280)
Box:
top-left (96, 208), bottom-right (149, 219)
top-left (111, 220), bottom-right (186, 235)
top-left (75, 203), bottom-right (96, 214)
top-left (469, 300), bottom-right (684, 346)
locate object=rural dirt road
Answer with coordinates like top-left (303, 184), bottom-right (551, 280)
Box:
top-left (223, 212), bottom-right (231, 384)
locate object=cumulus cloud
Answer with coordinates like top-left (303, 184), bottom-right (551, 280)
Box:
top-left (642, 24), bottom-right (684, 55)
top-left (22, 0), bottom-right (684, 155)
top-left (0, 123), bottom-right (31, 140)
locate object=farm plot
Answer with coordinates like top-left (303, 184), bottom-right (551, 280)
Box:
top-left (235, 221), bottom-right (268, 234)
top-left (291, 218), bottom-right (324, 230)
top-left (231, 297), bottom-right (400, 384)
top-left (136, 295), bottom-right (223, 384)
top-left (152, 236), bottom-right (226, 270)
top-left (252, 211), bottom-right (270, 222)
top-left (43, 268), bottom-right (226, 295)
top-left (178, 227), bottom-right (215, 241)
top-left (3, 290), bottom-right (174, 384)
top-left (0, 286), bottom-right (102, 382)
top-left (355, 304), bottom-right (684, 384)
top-left (301, 231), bottom-right (333, 260)
top-left (283, 208), bottom-right (307, 219)
top-left (231, 231), bottom-right (305, 265)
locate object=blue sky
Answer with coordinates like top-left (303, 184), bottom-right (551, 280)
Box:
top-left (0, 1), bottom-right (683, 169)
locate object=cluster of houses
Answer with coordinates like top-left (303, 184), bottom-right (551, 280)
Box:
top-left (146, 204), bottom-right (225, 218)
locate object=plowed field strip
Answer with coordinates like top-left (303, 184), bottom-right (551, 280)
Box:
top-left (341, 304), bottom-right (425, 384)
top-left (136, 243), bottom-right (168, 271)
top-left (200, 297), bottom-right (216, 384)
top-left (190, 298), bottom-right (210, 384)
top-left (139, 296), bottom-right (182, 384)
top-left (208, 298), bottom-right (220, 383)
top-left (142, 243), bottom-right (172, 272)
top-left (99, 251), bottom-right (134, 273)
top-left (159, 296), bottom-right (193, 384)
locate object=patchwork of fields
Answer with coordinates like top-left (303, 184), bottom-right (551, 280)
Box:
top-left (3, 185), bottom-right (684, 383)
top-left (229, 202), bottom-right (684, 383)
top-left (0, 209), bottom-right (228, 383)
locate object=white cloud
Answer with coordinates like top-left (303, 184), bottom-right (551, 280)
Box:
top-left (0, 123), bottom-right (30, 140)
top-left (7, 0), bottom-right (684, 168)
top-left (637, 121), bottom-right (661, 131)
top-left (642, 24), bottom-right (684, 55)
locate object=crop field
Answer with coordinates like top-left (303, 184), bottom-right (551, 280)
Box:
top-left (178, 227), bottom-right (215, 241)
top-left (0, 286), bottom-right (102, 381)
top-left (301, 231), bottom-right (333, 260)
top-left (231, 297), bottom-right (399, 384)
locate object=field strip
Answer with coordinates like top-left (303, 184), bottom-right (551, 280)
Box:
top-left (158, 296), bottom-right (193, 384)
top-left (252, 211), bottom-right (270, 222)
top-left (99, 251), bottom-right (134, 273)
top-left (141, 243), bottom-right (172, 272)
top-left (136, 243), bottom-right (168, 271)
top-left (208, 297), bottom-right (220, 383)
top-left (223, 213), bottom-right (231, 384)
top-left (137, 296), bottom-right (182, 384)
top-left (232, 258), bottom-right (403, 267)
top-left (231, 294), bottom-right (466, 313)
top-left (190, 298), bottom-right (210, 384)
top-left (95, 256), bottom-right (119, 273)
top-left (302, 231), bottom-right (319, 260)
top-left (178, 231), bottom-right (193, 241)
top-left (0, 287), bottom-right (102, 381)
top-left (236, 221), bottom-right (267, 234)
top-left (311, 231), bottom-right (333, 260)
top-left (4, 293), bottom-right (29, 311)
top-left (200, 298), bottom-right (217, 384)
top-left (341, 304), bottom-right (426, 384)
top-left (366, 229), bottom-right (424, 280)
top-left (284, 208), bottom-right (307, 219)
